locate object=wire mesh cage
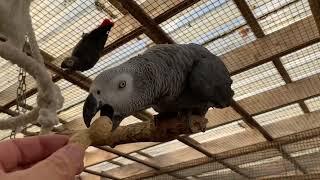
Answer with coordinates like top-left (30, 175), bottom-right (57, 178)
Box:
top-left (0, 0), bottom-right (320, 179)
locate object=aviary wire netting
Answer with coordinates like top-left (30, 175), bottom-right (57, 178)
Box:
top-left (0, 0), bottom-right (320, 179)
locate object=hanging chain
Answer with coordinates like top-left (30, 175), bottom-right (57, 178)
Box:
top-left (10, 35), bottom-right (30, 139)
top-left (16, 68), bottom-right (27, 113)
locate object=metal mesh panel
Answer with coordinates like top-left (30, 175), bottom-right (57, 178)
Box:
top-left (284, 137), bottom-right (320, 174)
top-left (160, 0), bottom-right (256, 55)
top-left (144, 174), bottom-right (177, 180)
top-left (231, 62), bottom-right (285, 101)
top-left (246, 0), bottom-right (312, 34)
top-left (195, 168), bottom-right (246, 180)
top-left (0, 0), bottom-right (319, 179)
top-left (305, 96), bottom-right (320, 112)
top-left (58, 102), bottom-right (84, 121)
top-left (56, 80), bottom-right (88, 109)
top-left (160, 130), bottom-right (320, 179)
top-left (190, 120), bottom-right (246, 144)
top-left (86, 161), bottom-right (120, 172)
top-left (141, 139), bottom-right (189, 157)
top-left (281, 41), bottom-right (320, 81)
top-left (112, 152), bottom-right (147, 165)
top-left (253, 103), bottom-right (303, 126)
top-left (82, 34), bottom-right (153, 78)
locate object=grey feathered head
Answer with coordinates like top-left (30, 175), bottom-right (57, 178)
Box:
top-left (83, 65), bottom-right (154, 131)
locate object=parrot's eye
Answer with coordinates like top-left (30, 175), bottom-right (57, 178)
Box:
top-left (97, 90), bottom-right (100, 95)
top-left (119, 81), bottom-right (126, 88)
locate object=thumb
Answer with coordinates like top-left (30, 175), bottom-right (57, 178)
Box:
top-left (25, 143), bottom-right (85, 180)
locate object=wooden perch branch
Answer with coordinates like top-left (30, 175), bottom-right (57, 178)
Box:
top-left (69, 116), bottom-right (208, 148)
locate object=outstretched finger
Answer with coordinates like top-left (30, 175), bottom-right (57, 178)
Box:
top-left (0, 134), bottom-right (69, 172)
top-left (23, 143), bottom-right (85, 180)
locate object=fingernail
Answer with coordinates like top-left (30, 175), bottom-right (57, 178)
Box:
top-left (63, 143), bottom-right (85, 163)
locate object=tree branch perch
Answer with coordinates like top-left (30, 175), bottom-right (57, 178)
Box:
top-left (69, 116), bottom-right (208, 148)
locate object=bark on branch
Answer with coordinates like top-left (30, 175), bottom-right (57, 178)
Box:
top-left (69, 115), bottom-right (208, 148)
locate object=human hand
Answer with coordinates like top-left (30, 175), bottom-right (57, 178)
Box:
top-left (0, 134), bottom-right (85, 180)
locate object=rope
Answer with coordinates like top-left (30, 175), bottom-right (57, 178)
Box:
top-left (10, 36), bottom-right (30, 139)
top-left (0, 0), bottom-right (64, 134)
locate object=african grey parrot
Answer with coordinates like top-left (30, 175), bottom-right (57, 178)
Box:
top-left (83, 43), bottom-right (234, 131)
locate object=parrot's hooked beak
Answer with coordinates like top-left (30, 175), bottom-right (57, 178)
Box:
top-left (83, 93), bottom-right (122, 131)
top-left (83, 93), bottom-right (100, 128)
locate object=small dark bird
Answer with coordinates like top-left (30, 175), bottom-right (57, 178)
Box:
top-left (61, 19), bottom-right (114, 71)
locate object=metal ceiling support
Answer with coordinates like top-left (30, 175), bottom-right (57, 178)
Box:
top-left (278, 146), bottom-right (308, 174)
top-left (230, 100), bottom-right (274, 141)
top-left (41, 0), bottom-right (203, 97)
top-left (136, 150), bottom-right (154, 159)
top-left (83, 88), bottom-right (320, 172)
top-left (153, 0), bottom-right (200, 24)
top-left (114, 1), bottom-right (254, 178)
top-left (109, 160), bottom-right (124, 167)
top-left (42, 53), bottom-right (92, 91)
top-left (234, 0), bottom-right (311, 116)
top-left (169, 172), bottom-right (188, 179)
top-left (272, 59), bottom-right (310, 113)
top-left (102, 0), bottom-right (201, 56)
top-left (96, 146), bottom-right (161, 170)
top-left (251, 94), bottom-right (320, 117)
top-left (309, 0), bottom-right (320, 33)
top-left (263, 173), bottom-right (320, 180)
top-left (233, 1), bottom-right (309, 175)
top-left (234, 0), bottom-right (310, 114)
top-left (90, 146), bottom-right (195, 179)
top-left (233, 0), bottom-right (265, 38)
top-left (41, 1), bottom-right (319, 99)
top-left (83, 169), bottom-right (121, 180)
top-left (177, 136), bottom-right (251, 179)
top-left (2, 75), bottom-right (61, 110)
top-left (128, 126), bottom-right (320, 179)
top-left (108, 0), bottom-right (128, 15)
top-left (4, 0), bottom-right (316, 178)
top-left (118, 0), bottom-right (174, 44)
top-left (102, 27), bottom-right (144, 55)
top-left (84, 142), bottom-right (161, 169)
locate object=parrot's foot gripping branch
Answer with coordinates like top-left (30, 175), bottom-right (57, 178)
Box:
top-left (68, 115), bottom-right (208, 149)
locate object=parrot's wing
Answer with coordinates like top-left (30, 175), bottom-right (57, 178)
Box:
top-left (72, 37), bottom-right (87, 55)
top-left (188, 55), bottom-right (234, 108)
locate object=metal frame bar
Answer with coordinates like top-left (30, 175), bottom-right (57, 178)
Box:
top-left (233, 0), bottom-right (309, 175)
top-left (96, 146), bottom-right (161, 170)
top-left (177, 136), bottom-right (251, 179)
top-left (309, 0), bottom-right (320, 33)
top-left (118, 0), bottom-right (174, 44)
top-left (84, 142), bottom-right (161, 168)
top-left (127, 126), bottom-right (320, 179)
top-left (2, 75), bottom-right (62, 110)
top-left (83, 169), bottom-right (121, 180)
top-left (115, 1), bottom-right (262, 178)
top-left (83, 85), bottom-right (320, 174)
top-left (0, 0), bottom-right (319, 179)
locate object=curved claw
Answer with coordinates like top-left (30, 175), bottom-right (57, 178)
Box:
top-left (0, 33), bottom-right (7, 42)
top-left (201, 126), bottom-right (206, 132)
